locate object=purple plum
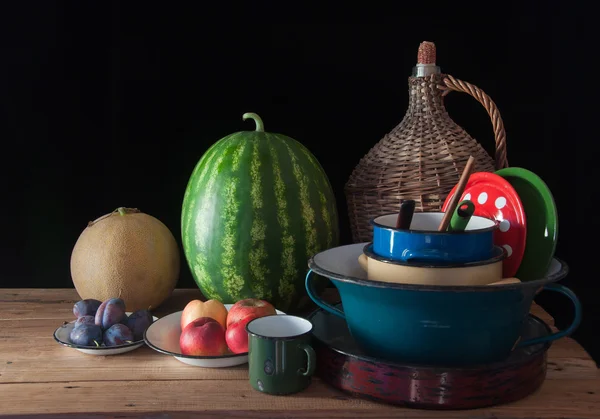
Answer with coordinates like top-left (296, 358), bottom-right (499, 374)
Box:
top-left (69, 323), bottom-right (103, 347)
top-left (126, 310), bottom-right (154, 341)
top-left (73, 299), bottom-right (102, 318)
top-left (103, 323), bottom-right (134, 347)
top-left (74, 315), bottom-right (95, 328)
top-left (95, 298), bottom-right (126, 329)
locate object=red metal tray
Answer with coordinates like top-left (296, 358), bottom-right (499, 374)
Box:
top-left (307, 304), bottom-right (551, 410)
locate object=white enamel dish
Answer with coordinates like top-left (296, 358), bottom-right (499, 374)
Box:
top-left (53, 312), bottom-right (159, 356)
top-left (144, 304), bottom-right (285, 368)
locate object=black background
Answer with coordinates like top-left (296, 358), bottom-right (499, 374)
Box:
top-left (2, 4), bottom-right (598, 364)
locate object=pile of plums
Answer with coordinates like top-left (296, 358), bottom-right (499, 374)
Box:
top-left (70, 298), bottom-right (153, 347)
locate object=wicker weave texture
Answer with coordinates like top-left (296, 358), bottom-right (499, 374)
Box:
top-left (344, 73), bottom-right (508, 244)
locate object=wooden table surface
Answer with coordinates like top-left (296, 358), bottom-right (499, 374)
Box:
top-left (1, 288), bottom-right (598, 419)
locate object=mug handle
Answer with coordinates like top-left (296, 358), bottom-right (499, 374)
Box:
top-left (298, 343), bottom-right (316, 377)
top-left (517, 283), bottom-right (582, 348)
top-left (305, 269), bottom-right (345, 319)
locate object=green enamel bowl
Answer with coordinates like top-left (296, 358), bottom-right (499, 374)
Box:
top-left (495, 167), bottom-right (558, 281)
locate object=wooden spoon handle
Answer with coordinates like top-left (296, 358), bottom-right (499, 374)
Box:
top-left (438, 156), bottom-right (475, 232)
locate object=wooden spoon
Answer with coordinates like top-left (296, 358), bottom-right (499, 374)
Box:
top-left (438, 156), bottom-right (475, 232)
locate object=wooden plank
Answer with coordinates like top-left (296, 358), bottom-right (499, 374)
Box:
top-left (547, 335), bottom-right (597, 360)
top-left (0, 289), bottom-right (595, 384)
top-left (0, 288), bottom-right (558, 325)
top-left (0, 298), bottom-right (595, 384)
top-left (0, 288), bottom-right (191, 321)
top-left (3, 337), bottom-right (596, 384)
top-left (0, 345), bottom-right (249, 383)
top-left (0, 289), bottom-right (79, 321)
top-left (0, 378), bottom-right (598, 418)
top-left (3, 414), bottom-right (582, 419)
top-left (0, 289), bottom-right (80, 301)
top-left (1, 330), bottom-right (596, 384)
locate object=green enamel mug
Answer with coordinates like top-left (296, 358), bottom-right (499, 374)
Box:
top-left (245, 314), bottom-right (316, 395)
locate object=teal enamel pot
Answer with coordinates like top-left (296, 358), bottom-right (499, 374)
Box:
top-left (305, 243), bottom-right (581, 366)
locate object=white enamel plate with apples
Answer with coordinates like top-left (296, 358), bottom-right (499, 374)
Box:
top-left (144, 298), bottom-right (285, 368)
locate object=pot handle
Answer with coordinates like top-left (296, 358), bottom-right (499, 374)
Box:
top-left (305, 269), bottom-right (345, 320)
top-left (357, 254), bottom-right (368, 272)
top-left (516, 283), bottom-right (582, 348)
top-left (441, 75), bottom-right (508, 171)
top-left (403, 248), bottom-right (457, 263)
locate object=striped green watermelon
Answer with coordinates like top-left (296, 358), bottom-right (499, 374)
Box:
top-left (181, 113), bottom-right (339, 312)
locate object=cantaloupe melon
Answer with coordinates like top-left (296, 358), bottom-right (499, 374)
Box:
top-left (70, 207), bottom-right (180, 311)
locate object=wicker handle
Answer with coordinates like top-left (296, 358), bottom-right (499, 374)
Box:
top-left (441, 75), bottom-right (508, 170)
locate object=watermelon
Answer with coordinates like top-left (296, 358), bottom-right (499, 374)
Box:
top-left (181, 112), bottom-right (339, 312)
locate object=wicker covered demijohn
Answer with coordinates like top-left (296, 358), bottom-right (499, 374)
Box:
top-left (344, 41), bottom-right (509, 243)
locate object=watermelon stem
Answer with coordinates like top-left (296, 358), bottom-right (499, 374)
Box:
top-left (242, 113), bottom-right (264, 132)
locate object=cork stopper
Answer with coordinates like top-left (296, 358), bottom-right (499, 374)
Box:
top-left (412, 41), bottom-right (440, 77)
top-left (417, 41), bottom-right (436, 65)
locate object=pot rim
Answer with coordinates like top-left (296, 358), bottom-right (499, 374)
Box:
top-left (370, 212), bottom-right (499, 235)
top-left (308, 246), bottom-right (568, 292)
top-left (362, 243), bottom-right (506, 269)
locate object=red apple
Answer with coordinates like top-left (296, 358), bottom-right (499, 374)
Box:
top-left (226, 298), bottom-right (276, 329)
top-left (179, 317), bottom-right (228, 356)
top-left (225, 318), bottom-right (252, 354)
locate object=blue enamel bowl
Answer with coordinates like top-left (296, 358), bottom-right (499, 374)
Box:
top-left (371, 212), bottom-right (497, 264)
top-left (305, 243), bottom-right (581, 367)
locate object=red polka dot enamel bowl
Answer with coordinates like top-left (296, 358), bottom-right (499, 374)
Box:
top-left (443, 172), bottom-right (527, 278)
